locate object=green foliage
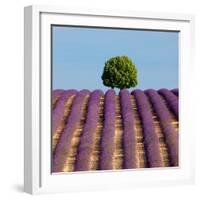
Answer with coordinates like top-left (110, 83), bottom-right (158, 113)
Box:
top-left (101, 56), bottom-right (138, 89)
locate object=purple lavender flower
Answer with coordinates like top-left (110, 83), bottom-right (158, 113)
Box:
top-left (52, 89), bottom-right (65, 98)
top-left (52, 90), bottom-right (90, 173)
top-left (52, 90), bottom-right (77, 138)
top-left (120, 89), bottom-right (138, 169)
top-left (52, 89), bottom-right (65, 109)
top-left (145, 89), bottom-right (178, 166)
top-left (158, 88), bottom-right (179, 120)
top-left (171, 88), bottom-right (179, 96)
top-left (75, 90), bottom-right (104, 171)
top-left (99, 89), bottom-right (116, 170)
top-left (132, 89), bottom-right (163, 167)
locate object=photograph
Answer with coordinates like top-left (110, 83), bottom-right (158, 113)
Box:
top-left (51, 25), bottom-right (179, 173)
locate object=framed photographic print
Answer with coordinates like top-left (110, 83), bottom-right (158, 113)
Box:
top-left (24, 5), bottom-right (195, 194)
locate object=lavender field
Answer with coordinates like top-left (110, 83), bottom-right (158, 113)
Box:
top-left (52, 89), bottom-right (179, 173)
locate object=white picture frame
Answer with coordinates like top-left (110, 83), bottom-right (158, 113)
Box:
top-left (24, 5), bottom-right (195, 194)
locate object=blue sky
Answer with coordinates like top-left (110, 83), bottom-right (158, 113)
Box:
top-left (52, 26), bottom-right (178, 91)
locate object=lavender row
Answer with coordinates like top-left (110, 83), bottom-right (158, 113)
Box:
top-left (132, 90), bottom-right (163, 167)
top-left (52, 89), bottom-right (65, 99)
top-left (99, 89), bottom-right (116, 170)
top-left (52, 90), bottom-right (90, 173)
top-left (171, 88), bottom-right (179, 96)
top-left (158, 89), bottom-right (179, 120)
top-left (145, 89), bottom-right (178, 166)
top-left (52, 90), bottom-right (77, 140)
top-left (120, 89), bottom-right (138, 169)
top-left (75, 90), bottom-right (104, 171)
top-left (52, 89), bottom-right (65, 109)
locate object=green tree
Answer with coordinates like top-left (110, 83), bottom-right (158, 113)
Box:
top-left (101, 56), bottom-right (138, 89)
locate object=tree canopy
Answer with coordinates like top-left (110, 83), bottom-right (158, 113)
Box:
top-left (101, 56), bottom-right (138, 89)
